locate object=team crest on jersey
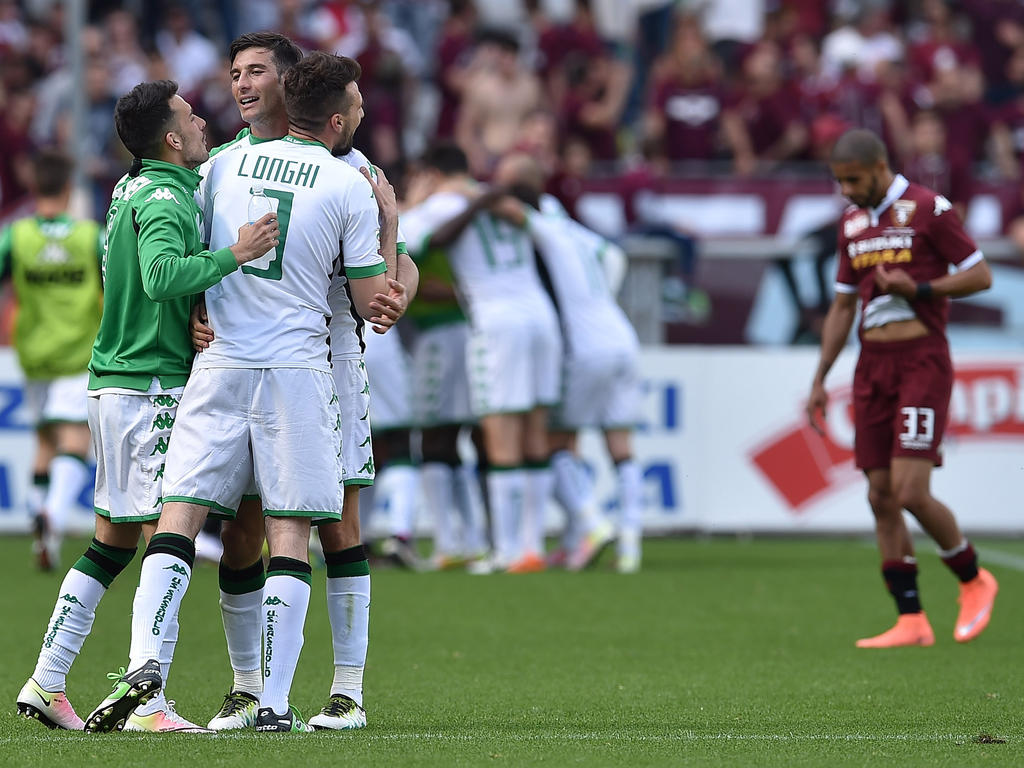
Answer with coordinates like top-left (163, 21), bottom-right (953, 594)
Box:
top-left (844, 212), bottom-right (869, 238)
top-left (892, 200), bottom-right (916, 227)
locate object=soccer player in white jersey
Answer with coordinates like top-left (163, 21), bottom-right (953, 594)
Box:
top-left (399, 142), bottom-right (562, 573)
top-left (492, 155), bottom-right (645, 572)
top-left (189, 33), bottom-right (417, 731)
top-left (84, 52), bottom-right (396, 734)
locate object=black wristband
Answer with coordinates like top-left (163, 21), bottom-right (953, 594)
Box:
top-left (914, 282), bottom-right (934, 301)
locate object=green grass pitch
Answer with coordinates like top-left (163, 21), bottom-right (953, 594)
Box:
top-left (1, 534), bottom-right (1022, 767)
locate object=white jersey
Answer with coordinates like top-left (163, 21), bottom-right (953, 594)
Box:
top-left (527, 209), bottom-right (638, 358)
top-left (400, 191), bottom-right (551, 324)
top-left (195, 135), bottom-right (384, 371)
top-left (326, 147), bottom-right (407, 360)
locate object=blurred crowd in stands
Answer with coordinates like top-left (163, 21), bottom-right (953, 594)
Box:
top-left (4, 0), bottom-right (1024, 230)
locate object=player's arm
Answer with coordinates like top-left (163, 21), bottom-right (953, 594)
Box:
top-left (874, 197), bottom-right (993, 300)
top-left (135, 197), bottom-right (278, 302)
top-left (367, 248), bottom-right (421, 334)
top-left (806, 290), bottom-right (858, 434)
top-left (427, 187), bottom-right (506, 248)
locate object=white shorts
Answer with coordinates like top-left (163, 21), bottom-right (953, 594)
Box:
top-left (467, 311), bottom-right (562, 416)
top-left (162, 368), bottom-right (344, 520)
top-left (88, 386), bottom-right (183, 523)
top-left (25, 372), bottom-right (90, 426)
top-left (363, 329), bottom-right (413, 429)
top-left (555, 350), bottom-right (641, 429)
top-left (334, 358), bottom-right (374, 486)
top-left (412, 322), bottom-right (473, 427)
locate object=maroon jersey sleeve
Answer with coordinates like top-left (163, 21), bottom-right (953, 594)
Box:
top-left (834, 211), bottom-right (858, 292)
top-left (924, 194), bottom-right (981, 268)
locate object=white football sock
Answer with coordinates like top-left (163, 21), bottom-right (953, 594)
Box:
top-left (128, 553), bottom-right (192, 672)
top-left (32, 570), bottom-right (105, 692)
top-left (523, 465), bottom-right (554, 557)
top-left (260, 574), bottom-right (311, 715)
top-left (454, 463), bottom-right (488, 555)
top-left (422, 462), bottom-right (458, 557)
top-left (45, 455), bottom-right (90, 534)
top-left (381, 464), bottom-right (420, 538)
top-left (616, 459), bottom-right (644, 538)
top-left (326, 573), bottom-right (370, 706)
top-left (487, 468), bottom-right (525, 565)
top-left (220, 589), bottom-right (264, 695)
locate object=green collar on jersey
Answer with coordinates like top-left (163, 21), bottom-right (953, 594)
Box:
top-left (139, 159), bottom-right (202, 193)
top-left (33, 213), bottom-right (71, 225)
top-left (282, 134), bottom-right (329, 151)
top-left (235, 126), bottom-right (280, 144)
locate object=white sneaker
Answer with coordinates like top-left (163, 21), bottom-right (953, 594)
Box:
top-left (123, 700), bottom-right (213, 733)
top-left (567, 519), bottom-right (615, 571)
top-left (308, 694), bottom-right (367, 730)
top-left (207, 690), bottom-right (260, 730)
top-left (16, 678), bottom-right (84, 730)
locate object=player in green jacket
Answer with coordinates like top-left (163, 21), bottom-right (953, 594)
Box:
top-left (0, 150), bottom-right (102, 571)
top-left (16, 78), bottom-right (279, 733)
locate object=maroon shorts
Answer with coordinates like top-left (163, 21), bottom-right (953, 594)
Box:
top-left (852, 336), bottom-right (952, 470)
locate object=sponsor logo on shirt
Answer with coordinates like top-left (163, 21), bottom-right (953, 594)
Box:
top-left (844, 212), bottom-right (869, 238)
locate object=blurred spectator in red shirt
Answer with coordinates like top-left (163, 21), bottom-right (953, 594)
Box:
top-left (900, 109), bottom-right (971, 215)
top-left (908, 0), bottom-right (981, 86)
top-left (513, 109), bottom-right (560, 177)
top-left (959, 0), bottom-right (1024, 103)
top-left (560, 47), bottom-right (628, 165)
top-left (0, 87), bottom-right (34, 212)
top-left (545, 133), bottom-right (591, 220)
top-left (924, 65), bottom-right (994, 169)
top-left (155, 4), bottom-right (219, 99)
top-left (722, 40), bottom-right (807, 176)
top-left (456, 28), bottom-right (544, 177)
top-left (104, 10), bottom-right (148, 96)
top-left (434, 0), bottom-right (477, 139)
top-left (644, 15), bottom-right (727, 164)
top-left (533, 0), bottom-right (605, 108)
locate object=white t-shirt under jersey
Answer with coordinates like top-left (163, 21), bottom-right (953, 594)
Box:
top-left (527, 208), bottom-right (638, 358)
top-left (195, 134), bottom-right (385, 371)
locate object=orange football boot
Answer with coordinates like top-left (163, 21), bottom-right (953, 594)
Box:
top-left (954, 568), bottom-right (998, 643)
top-left (505, 552), bottom-right (547, 574)
top-left (856, 613), bottom-right (935, 648)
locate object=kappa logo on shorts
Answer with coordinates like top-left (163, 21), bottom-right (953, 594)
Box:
top-left (152, 395), bottom-right (179, 408)
top-left (151, 413), bottom-right (175, 431)
top-left (150, 437), bottom-right (170, 456)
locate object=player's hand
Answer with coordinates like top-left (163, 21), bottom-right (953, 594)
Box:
top-left (361, 165), bottom-right (398, 226)
top-left (488, 195), bottom-right (527, 225)
top-left (232, 212), bottom-right (279, 264)
top-left (190, 299), bottom-right (214, 352)
top-left (370, 278), bottom-right (408, 334)
top-left (806, 380), bottom-right (828, 436)
top-left (873, 264), bottom-right (915, 298)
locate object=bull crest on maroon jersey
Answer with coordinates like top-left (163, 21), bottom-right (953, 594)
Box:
top-left (892, 200), bottom-right (916, 227)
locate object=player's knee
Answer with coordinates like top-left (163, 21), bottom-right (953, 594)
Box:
top-left (220, 520), bottom-right (264, 566)
top-left (866, 487), bottom-right (897, 517)
top-left (896, 483), bottom-right (930, 513)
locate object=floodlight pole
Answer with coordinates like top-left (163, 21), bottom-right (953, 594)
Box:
top-left (65, 0), bottom-right (88, 205)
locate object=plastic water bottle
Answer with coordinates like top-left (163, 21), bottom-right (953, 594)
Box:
top-left (248, 182), bottom-right (274, 224)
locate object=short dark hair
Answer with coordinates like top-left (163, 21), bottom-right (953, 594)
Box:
top-left (114, 79), bottom-right (179, 160)
top-left (421, 141), bottom-right (469, 176)
top-left (830, 128), bottom-right (889, 166)
top-left (477, 28), bottom-right (520, 53)
top-left (31, 150), bottom-right (73, 197)
top-left (284, 51), bottom-right (361, 134)
top-left (229, 31), bottom-right (303, 77)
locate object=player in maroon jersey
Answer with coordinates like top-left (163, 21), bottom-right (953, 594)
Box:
top-left (806, 128), bottom-right (998, 648)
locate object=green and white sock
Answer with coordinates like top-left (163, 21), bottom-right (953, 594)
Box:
top-left (454, 464), bottom-right (487, 555)
top-left (261, 557), bottom-right (312, 715)
top-left (219, 559), bottom-right (266, 695)
top-left (325, 545), bottom-right (370, 706)
top-left (28, 472), bottom-right (49, 518)
top-left (128, 533), bottom-right (194, 672)
top-left (32, 538), bottom-right (135, 691)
